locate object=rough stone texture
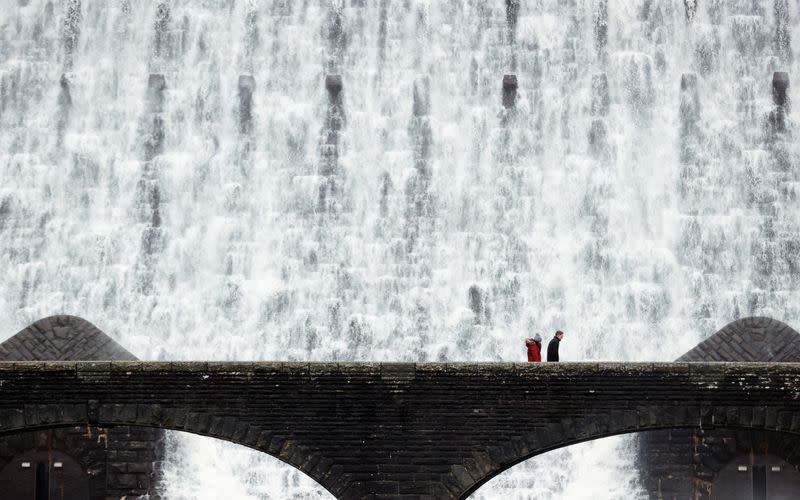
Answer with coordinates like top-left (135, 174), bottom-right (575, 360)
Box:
top-left (0, 361), bottom-right (799, 499)
top-left (677, 316), bottom-right (800, 363)
top-left (0, 315), bottom-right (137, 361)
top-left (0, 426), bottom-right (161, 499)
top-left (0, 315), bottom-right (162, 500)
top-left (640, 317), bottom-right (800, 500)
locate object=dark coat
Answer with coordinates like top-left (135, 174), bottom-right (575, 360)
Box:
top-left (547, 337), bottom-right (560, 362)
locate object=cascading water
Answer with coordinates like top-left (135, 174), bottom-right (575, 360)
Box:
top-left (1, 0), bottom-right (799, 498)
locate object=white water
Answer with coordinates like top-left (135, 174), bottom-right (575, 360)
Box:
top-left (1, 0), bottom-right (799, 498)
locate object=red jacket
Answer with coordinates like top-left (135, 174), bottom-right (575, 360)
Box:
top-left (525, 339), bottom-right (542, 362)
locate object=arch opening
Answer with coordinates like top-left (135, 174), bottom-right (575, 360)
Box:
top-left (0, 423), bottom-right (335, 500)
top-left (468, 434), bottom-right (644, 500)
top-left (469, 426), bottom-right (800, 500)
top-left (159, 430), bottom-right (334, 500)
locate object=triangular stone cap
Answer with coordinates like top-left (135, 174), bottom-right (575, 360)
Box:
top-left (677, 316), bottom-right (800, 362)
top-left (0, 315), bottom-right (137, 361)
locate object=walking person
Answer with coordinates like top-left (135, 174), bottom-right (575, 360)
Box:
top-left (525, 333), bottom-right (542, 362)
top-left (547, 330), bottom-right (564, 362)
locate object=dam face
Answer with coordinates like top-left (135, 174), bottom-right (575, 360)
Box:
top-left (1, 0), bottom-right (800, 498)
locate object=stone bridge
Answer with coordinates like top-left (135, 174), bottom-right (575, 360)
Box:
top-left (1, 362), bottom-right (800, 499)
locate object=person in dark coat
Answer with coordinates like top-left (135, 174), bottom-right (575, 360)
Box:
top-left (525, 333), bottom-right (542, 362)
top-left (547, 330), bottom-right (564, 362)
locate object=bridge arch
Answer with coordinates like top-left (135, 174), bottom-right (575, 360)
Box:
top-left (466, 426), bottom-right (800, 499)
top-left (0, 422), bottom-right (337, 499)
top-left (458, 419), bottom-right (800, 499)
top-left (5, 415), bottom-right (800, 499)
top-left (0, 404), bottom-right (340, 498)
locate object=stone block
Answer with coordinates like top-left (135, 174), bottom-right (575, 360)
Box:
top-left (185, 412), bottom-right (210, 433)
top-left (231, 420), bottom-right (250, 442)
top-left (773, 72), bottom-right (789, 106)
top-left (136, 403), bottom-right (162, 425)
top-left (325, 74), bottom-right (343, 94)
top-left (449, 464), bottom-right (474, 488)
top-left (268, 434), bottom-right (286, 455)
top-left (399, 480), bottom-right (435, 495)
top-left (502, 74), bottom-right (517, 108)
top-left (365, 481), bottom-right (399, 494)
top-left (765, 407), bottom-right (779, 429)
top-left (127, 462), bottom-right (150, 474)
top-left (107, 462), bottom-right (127, 474)
top-left (0, 409), bottom-right (25, 430)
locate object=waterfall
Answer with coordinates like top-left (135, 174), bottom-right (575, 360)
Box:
top-left (1, 0), bottom-right (799, 498)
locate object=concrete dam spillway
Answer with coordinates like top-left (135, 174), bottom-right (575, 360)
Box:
top-left (1, 0), bottom-right (800, 498)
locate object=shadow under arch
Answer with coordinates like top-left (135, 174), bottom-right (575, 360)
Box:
top-left (460, 422), bottom-right (800, 499)
top-left (0, 445), bottom-right (90, 499)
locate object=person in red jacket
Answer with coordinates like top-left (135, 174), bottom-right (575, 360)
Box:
top-left (525, 333), bottom-right (542, 362)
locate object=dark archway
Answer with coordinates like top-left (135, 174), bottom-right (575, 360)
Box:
top-left (639, 427), bottom-right (800, 498)
top-left (0, 426), bottom-right (162, 500)
top-left (712, 453), bottom-right (800, 500)
top-left (0, 448), bottom-right (89, 500)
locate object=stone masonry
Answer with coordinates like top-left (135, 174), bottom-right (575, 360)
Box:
top-left (676, 316), bottom-right (800, 363)
top-left (0, 316), bottom-right (163, 500)
top-left (1, 361), bottom-right (800, 499)
top-left (0, 315), bottom-right (138, 361)
top-left (639, 317), bottom-right (800, 499)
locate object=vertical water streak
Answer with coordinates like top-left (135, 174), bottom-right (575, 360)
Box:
top-left (55, 74), bottom-right (71, 148)
top-left (772, 0), bottom-right (791, 64)
top-left (594, 0), bottom-right (608, 60)
top-left (319, 74), bottom-right (345, 215)
top-left (135, 74), bottom-right (167, 295)
top-left (61, 0), bottom-right (81, 72)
